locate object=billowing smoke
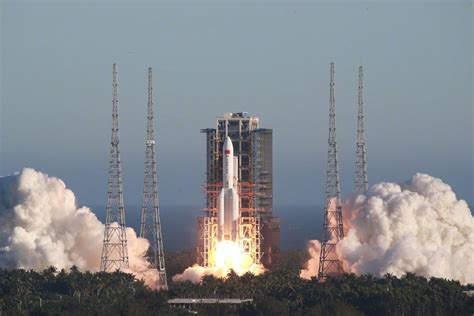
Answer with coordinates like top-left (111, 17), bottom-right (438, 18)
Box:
top-left (173, 265), bottom-right (229, 283)
top-left (173, 240), bottom-right (265, 283)
top-left (299, 240), bottom-right (321, 279)
top-left (0, 168), bottom-right (162, 289)
top-left (301, 173), bottom-right (474, 285)
top-left (173, 263), bottom-right (265, 283)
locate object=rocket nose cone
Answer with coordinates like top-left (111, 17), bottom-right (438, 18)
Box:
top-left (224, 136), bottom-right (231, 147)
top-left (224, 136), bottom-right (234, 153)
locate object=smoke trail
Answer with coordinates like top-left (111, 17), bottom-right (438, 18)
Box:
top-left (301, 173), bottom-right (474, 284)
top-left (0, 168), bottom-right (162, 289)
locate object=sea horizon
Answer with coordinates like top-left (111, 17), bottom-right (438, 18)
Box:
top-left (88, 204), bottom-right (325, 251)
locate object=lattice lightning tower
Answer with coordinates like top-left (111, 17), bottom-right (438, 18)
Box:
top-left (100, 63), bottom-right (129, 272)
top-left (318, 62), bottom-right (345, 281)
top-left (140, 67), bottom-right (168, 289)
top-left (355, 65), bottom-right (368, 194)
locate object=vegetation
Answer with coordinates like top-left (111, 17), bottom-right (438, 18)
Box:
top-left (0, 251), bottom-right (472, 315)
top-left (0, 267), bottom-right (171, 315)
top-left (171, 270), bottom-right (473, 315)
top-left (278, 249), bottom-right (310, 272)
top-left (165, 249), bottom-right (195, 279)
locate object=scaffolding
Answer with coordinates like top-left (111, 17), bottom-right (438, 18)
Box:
top-left (198, 216), bottom-right (218, 267)
top-left (100, 63), bottom-right (129, 272)
top-left (318, 63), bottom-right (345, 281)
top-left (239, 215), bottom-right (262, 264)
top-left (198, 113), bottom-right (279, 269)
top-left (200, 181), bottom-right (263, 266)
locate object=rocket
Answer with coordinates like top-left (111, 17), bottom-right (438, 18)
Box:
top-left (218, 136), bottom-right (240, 241)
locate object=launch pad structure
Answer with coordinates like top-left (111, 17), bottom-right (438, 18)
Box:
top-left (97, 63), bottom-right (365, 282)
top-left (355, 66), bottom-right (368, 195)
top-left (100, 65), bottom-right (167, 289)
top-left (100, 63), bottom-right (129, 272)
top-left (318, 63), bottom-right (345, 281)
top-left (198, 113), bottom-right (280, 269)
top-left (318, 63), bottom-right (369, 281)
top-left (139, 67), bottom-right (167, 289)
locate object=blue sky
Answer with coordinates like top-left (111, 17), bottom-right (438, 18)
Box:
top-left (1, 1), bottom-right (472, 208)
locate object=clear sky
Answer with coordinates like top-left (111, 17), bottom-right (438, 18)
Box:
top-left (1, 1), bottom-right (472, 208)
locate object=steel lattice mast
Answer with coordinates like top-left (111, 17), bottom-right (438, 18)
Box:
top-left (140, 67), bottom-right (168, 289)
top-left (318, 62), bottom-right (344, 281)
top-left (100, 63), bottom-right (129, 272)
top-left (355, 65), bottom-right (368, 195)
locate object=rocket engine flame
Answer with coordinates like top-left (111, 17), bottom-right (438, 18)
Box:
top-left (215, 240), bottom-right (244, 272)
top-left (173, 239), bottom-right (265, 283)
top-left (215, 240), bottom-right (263, 275)
top-left (301, 173), bottom-right (474, 285)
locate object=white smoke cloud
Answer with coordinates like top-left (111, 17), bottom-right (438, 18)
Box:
top-left (299, 240), bottom-right (320, 280)
top-left (301, 173), bottom-right (474, 284)
top-left (173, 240), bottom-right (266, 283)
top-left (172, 264), bottom-right (227, 283)
top-left (173, 263), bottom-right (266, 283)
top-left (0, 168), bottom-right (162, 289)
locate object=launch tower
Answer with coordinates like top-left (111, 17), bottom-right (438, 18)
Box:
top-left (139, 68), bottom-right (167, 289)
top-left (100, 63), bottom-right (129, 272)
top-left (355, 66), bottom-right (368, 195)
top-left (318, 63), bottom-right (345, 280)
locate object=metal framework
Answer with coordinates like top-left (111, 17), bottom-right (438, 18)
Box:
top-left (140, 67), bottom-right (167, 289)
top-left (355, 65), bottom-right (368, 195)
top-left (200, 216), bottom-right (218, 267)
top-left (318, 63), bottom-right (344, 281)
top-left (199, 114), bottom-right (275, 268)
top-left (239, 215), bottom-right (262, 262)
top-left (100, 63), bottom-right (129, 272)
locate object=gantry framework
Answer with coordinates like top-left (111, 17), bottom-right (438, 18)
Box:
top-left (198, 113), bottom-right (278, 268)
top-left (318, 63), bottom-right (345, 281)
top-left (100, 63), bottom-right (129, 272)
top-left (140, 67), bottom-right (168, 289)
top-left (355, 65), bottom-right (368, 195)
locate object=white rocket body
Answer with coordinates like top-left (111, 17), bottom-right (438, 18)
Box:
top-left (218, 137), bottom-right (240, 241)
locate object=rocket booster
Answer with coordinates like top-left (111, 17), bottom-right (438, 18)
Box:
top-left (218, 136), bottom-right (240, 241)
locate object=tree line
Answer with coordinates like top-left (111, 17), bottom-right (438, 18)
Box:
top-left (0, 250), bottom-right (472, 315)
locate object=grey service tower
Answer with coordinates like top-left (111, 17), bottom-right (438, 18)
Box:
top-left (198, 112), bottom-right (280, 269)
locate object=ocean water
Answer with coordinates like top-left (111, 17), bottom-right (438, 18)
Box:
top-left (91, 205), bottom-right (324, 251)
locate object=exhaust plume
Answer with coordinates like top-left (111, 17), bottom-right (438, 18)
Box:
top-left (173, 240), bottom-right (265, 283)
top-left (301, 173), bottom-right (474, 284)
top-left (173, 263), bottom-right (265, 283)
top-left (299, 240), bottom-right (321, 280)
top-left (0, 168), bottom-right (162, 289)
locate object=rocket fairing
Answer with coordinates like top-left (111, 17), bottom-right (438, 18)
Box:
top-left (218, 136), bottom-right (240, 241)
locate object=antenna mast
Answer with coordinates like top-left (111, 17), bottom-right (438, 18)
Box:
top-left (318, 62), bottom-right (345, 281)
top-left (100, 63), bottom-right (129, 272)
top-left (355, 65), bottom-right (368, 194)
top-left (140, 67), bottom-right (168, 289)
